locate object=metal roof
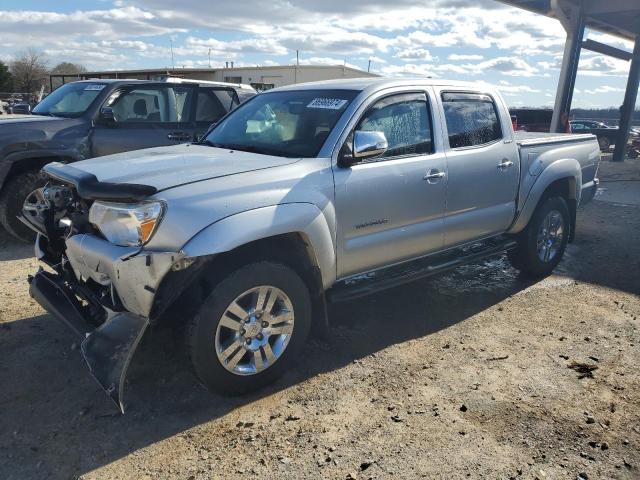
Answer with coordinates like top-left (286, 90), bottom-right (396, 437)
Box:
top-left (497, 0), bottom-right (640, 40)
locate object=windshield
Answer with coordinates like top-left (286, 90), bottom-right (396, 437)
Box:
top-left (32, 82), bottom-right (105, 118)
top-left (203, 89), bottom-right (359, 158)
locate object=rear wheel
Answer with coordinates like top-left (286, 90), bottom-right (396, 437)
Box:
top-left (0, 171), bottom-right (46, 243)
top-left (187, 261), bottom-right (312, 395)
top-left (508, 196), bottom-right (570, 277)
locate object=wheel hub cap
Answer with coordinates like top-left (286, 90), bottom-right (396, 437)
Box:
top-left (215, 286), bottom-right (295, 376)
top-left (536, 209), bottom-right (564, 263)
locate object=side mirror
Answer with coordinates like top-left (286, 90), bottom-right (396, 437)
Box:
top-left (353, 130), bottom-right (388, 160)
top-left (97, 107), bottom-right (115, 124)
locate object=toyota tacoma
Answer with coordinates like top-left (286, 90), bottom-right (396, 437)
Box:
top-left (23, 78), bottom-right (600, 412)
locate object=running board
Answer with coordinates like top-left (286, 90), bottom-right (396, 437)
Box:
top-left (328, 237), bottom-right (517, 303)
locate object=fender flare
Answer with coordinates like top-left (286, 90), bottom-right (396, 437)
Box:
top-left (181, 203), bottom-right (336, 289)
top-left (0, 150), bottom-right (77, 190)
top-left (508, 158), bottom-right (581, 234)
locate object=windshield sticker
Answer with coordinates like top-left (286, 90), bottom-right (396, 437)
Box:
top-left (84, 84), bottom-right (106, 91)
top-left (307, 98), bottom-right (348, 110)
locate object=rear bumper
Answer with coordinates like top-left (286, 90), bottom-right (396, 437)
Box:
top-left (28, 270), bottom-right (149, 413)
top-left (580, 177), bottom-right (599, 206)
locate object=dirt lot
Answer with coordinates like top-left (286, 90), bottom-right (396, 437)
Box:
top-left (1, 159), bottom-right (639, 480)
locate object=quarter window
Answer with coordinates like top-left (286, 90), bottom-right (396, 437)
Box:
top-left (196, 88), bottom-right (238, 124)
top-left (355, 92), bottom-right (432, 159)
top-left (442, 92), bottom-right (502, 148)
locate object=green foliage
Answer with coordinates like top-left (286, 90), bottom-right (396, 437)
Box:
top-left (0, 61), bottom-right (12, 92)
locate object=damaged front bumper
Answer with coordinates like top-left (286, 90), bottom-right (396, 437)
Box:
top-left (30, 233), bottom-right (190, 413)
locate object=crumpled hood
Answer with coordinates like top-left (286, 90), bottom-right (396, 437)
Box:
top-left (72, 143), bottom-right (300, 191)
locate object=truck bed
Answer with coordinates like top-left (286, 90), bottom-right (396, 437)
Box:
top-left (514, 131), bottom-right (595, 146)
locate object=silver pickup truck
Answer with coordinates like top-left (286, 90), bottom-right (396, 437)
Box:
top-left (23, 78), bottom-right (600, 411)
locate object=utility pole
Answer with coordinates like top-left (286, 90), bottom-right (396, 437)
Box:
top-left (170, 39), bottom-right (175, 70)
top-left (367, 59), bottom-right (371, 72)
top-left (208, 48), bottom-right (212, 68)
top-left (295, 50), bottom-right (299, 84)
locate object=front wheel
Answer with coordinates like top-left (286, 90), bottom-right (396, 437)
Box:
top-left (508, 196), bottom-right (570, 277)
top-left (0, 171), bottom-right (47, 243)
top-left (187, 261), bottom-right (312, 395)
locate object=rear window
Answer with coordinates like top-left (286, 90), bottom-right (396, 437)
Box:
top-left (442, 92), bottom-right (502, 148)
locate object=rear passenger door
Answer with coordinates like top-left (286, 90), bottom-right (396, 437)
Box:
top-left (436, 90), bottom-right (520, 248)
top-left (194, 87), bottom-right (239, 139)
top-left (91, 84), bottom-right (197, 157)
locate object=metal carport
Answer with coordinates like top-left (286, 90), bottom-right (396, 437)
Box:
top-left (498, 0), bottom-right (640, 162)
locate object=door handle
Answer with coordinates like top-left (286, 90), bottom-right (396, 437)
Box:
top-left (424, 169), bottom-right (446, 182)
top-left (497, 159), bottom-right (514, 170)
top-left (167, 132), bottom-right (192, 141)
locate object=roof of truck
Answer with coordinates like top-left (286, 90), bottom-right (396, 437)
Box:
top-left (273, 77), bottom-right (489, 93)
top-left (61, 78), bottom-right (255, 91)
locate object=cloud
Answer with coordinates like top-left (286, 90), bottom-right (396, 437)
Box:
top-left (582, 86), bottom-right (625, 95)
top-left (394, 48), bottom-right (434, 61)
top-left (433, 56), bottom-right (541, 77)
top-left (448, 54), bottom-right (484, 61)
top-left (579, 56), bottom-right (630, 77)
top-left (379, 63), bottom-right (438, 78)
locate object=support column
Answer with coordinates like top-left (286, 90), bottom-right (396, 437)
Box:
top-left (550, 0), bottom-right (584, 133)
top-left (612, 37), bottom-right (640, 162)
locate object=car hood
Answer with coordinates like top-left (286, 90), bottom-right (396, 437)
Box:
top-left (73, 143), bottom-right (301, 191)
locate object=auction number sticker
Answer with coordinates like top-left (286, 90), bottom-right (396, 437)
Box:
top-left (307, 98), bottom-right (348, 109)
top-left (84, 84), bottom-right (106, 91)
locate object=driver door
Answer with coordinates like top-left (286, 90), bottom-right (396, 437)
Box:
top-left (91, 84), bottom-right (196, 157)
top-left (333, 89), bottom-right (447, 278)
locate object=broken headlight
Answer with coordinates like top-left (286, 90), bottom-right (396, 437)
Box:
top-left (89, 201), bottom-right (165, 246)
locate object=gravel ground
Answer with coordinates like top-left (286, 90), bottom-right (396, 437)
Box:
top-left (0, 159), bottom-right (638, 480)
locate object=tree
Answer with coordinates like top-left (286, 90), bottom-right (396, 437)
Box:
top-left (10, 48), bottom-right (48, 93)
top-left (50, 62), bottom-right (87, 76)
top-left (0, 61), bottom-right (12, 92)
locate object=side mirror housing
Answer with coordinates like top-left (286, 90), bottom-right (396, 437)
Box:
top-left (353, 130), bottom-right (388, 160)
top-left (97, 107), bottom-right (115, 124)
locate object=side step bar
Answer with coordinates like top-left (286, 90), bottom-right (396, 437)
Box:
top-left (328, 237), bottom-right (517, 303)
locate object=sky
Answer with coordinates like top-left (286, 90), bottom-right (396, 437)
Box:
top-left (0, 0), bottom-right (637, 108)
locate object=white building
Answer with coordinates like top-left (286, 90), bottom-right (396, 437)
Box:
top-left (51, 65), bottom-right (378, 91)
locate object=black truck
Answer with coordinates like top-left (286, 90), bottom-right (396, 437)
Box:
top-left (0, 78), bottom-right (256, 241)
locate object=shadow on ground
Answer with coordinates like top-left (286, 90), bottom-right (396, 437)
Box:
top-left (0, 162), bottom-right (638, 478)
top-left (0, 228), bottom-right (33, 262)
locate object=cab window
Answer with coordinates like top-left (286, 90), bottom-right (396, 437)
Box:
top-left (106, 86), bottom-right (193, 123)
top-left (354, 92), bottom-right (432, 160)
top-left (442, 92), bottom-right (502, 148)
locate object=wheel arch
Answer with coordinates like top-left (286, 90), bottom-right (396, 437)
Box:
top-left (509, 158), bottom-right (581, 238)
top-left (0, 152), bottom-right (74, 191)
top-left (152, 204), bottom-right (335, 334)
top-left (181, 203), bottom-right (336, 290)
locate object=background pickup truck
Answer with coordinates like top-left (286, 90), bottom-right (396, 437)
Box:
top-left (0, 78), bottom-right (256, 241)
top-left (25, 78), bottom-right (600, 412)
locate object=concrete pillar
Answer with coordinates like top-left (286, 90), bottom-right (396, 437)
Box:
top-left (550, 0), bottom-right (585, 133)
top-left (612, 37), bottom-right (640, 162)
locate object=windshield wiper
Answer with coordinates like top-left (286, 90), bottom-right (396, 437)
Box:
top-left (202, 141), bottom-right (295, 158)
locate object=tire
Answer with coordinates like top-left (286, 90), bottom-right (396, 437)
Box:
top-left (187, 261), bottom-right (312, 396)
top-left (598, 136), bottom-right (610, 151)
top-left (0, 170), bottom-right (47, 243)
top-left (507, 196), bottom-right (570, 278)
